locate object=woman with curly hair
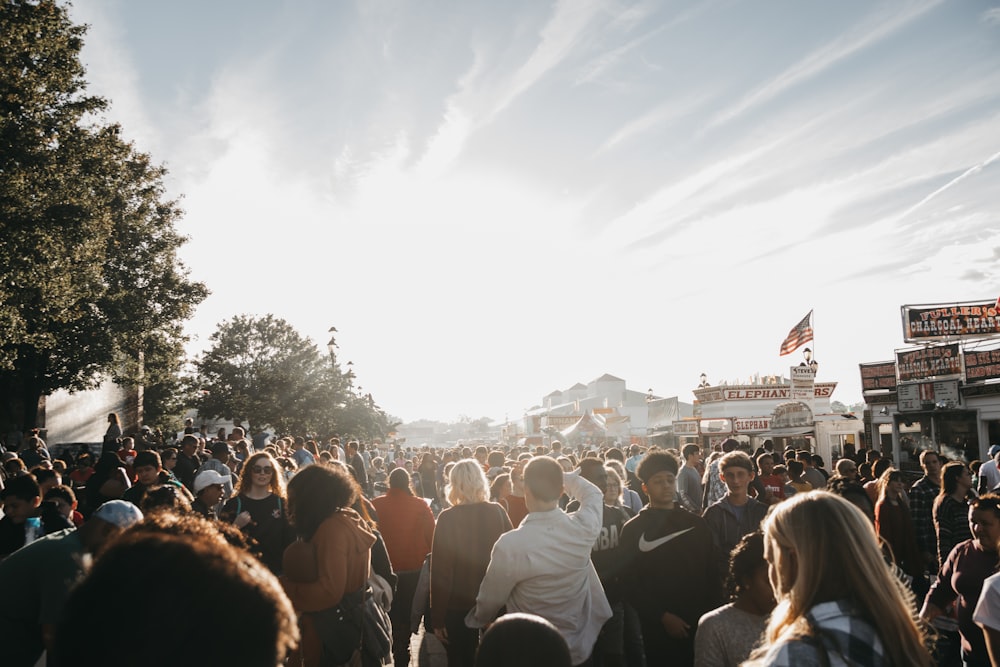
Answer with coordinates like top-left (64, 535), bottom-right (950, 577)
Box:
top-left (746, 491), bottom-right (932, 667)
top-left (695, 531), bottom-right (774, 667)
top-left (221, 451), bottom-right (293, 574)
top-left (281, 463), bottom-right (377, 667)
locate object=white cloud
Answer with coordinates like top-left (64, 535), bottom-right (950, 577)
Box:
top-left (709, 0), bottom-right (944, 128)
top-left (594, 91), bottom-right (714, 154)
top-left (982, 7), bottom-right (1000, 25)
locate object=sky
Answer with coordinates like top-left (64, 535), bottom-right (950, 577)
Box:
top-left (67, 0), bottom-right (1000, 424)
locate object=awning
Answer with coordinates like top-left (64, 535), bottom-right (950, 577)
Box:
top-left (761, 426), bottom-right (815, 437)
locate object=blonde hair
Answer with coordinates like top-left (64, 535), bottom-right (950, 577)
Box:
top-left (234, 452), bottom-right (286, 500)
top-left (446, 459), bottom-right (489, 506)
top-left (746, 491), bottom-right (931, 667)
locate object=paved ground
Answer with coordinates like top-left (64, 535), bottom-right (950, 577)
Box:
top-left (407, 626), bottom-right (448, 667)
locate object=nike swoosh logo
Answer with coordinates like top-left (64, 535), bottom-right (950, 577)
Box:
top-left (638, 527), bottom-right (694, 552)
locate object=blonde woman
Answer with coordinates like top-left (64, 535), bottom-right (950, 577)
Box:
top-left (430, 459), bottom-right (512, 667)
top-left (220, 451), bottom-right (293, 574)
top-left (746, 491), bottom-right (932, 667)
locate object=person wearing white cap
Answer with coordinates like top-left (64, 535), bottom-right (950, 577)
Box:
top-left (0, 499), bottom-right (143, 665)
top-left (192, 469), bottom-right (230, 520)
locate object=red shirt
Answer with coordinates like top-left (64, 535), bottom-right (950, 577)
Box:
top-left (505, 494), bottom-right (529, 527)
top-left (759, 474), bottom-right (786, 500)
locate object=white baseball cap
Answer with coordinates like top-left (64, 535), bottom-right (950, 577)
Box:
top-left (193, 469), bottom-right (229, 495)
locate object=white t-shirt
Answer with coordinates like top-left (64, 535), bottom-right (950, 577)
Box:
top-left (980, 459), bottom-right (1000, 492)
top-left (974, 571), bottom-right (1000, 631)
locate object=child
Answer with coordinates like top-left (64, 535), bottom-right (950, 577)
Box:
top-left (0, 474), bottom-right (41, 559)
top-left (755, 453), bottom-right (785, 504)
top-left (695, 532), bottom-right (775, 667)
top-left (771, 465), bottom-right (796, 498)
top-left (44, 484), bottom-right (84, 527)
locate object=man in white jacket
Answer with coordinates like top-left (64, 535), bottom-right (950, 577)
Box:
top-left (467, 456), bottom-right (612, 666)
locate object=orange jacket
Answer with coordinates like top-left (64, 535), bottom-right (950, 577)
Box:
top-left (371, 488), bottom-right (435, 572)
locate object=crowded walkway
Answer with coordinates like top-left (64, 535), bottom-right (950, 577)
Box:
top-left (0, 424), bottom-right (992, 666)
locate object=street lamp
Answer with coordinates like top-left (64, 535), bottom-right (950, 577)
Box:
top-left (698, 373), bottom-right (709, 388)
top-left (802, 348), bottom-right (818, 372)
top-left (647, 388), bottom-right (654, 402)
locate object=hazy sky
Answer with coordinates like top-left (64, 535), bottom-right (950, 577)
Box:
top-left (69, 0), bottom-right (1000, 423)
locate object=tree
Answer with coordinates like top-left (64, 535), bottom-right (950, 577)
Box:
top-left (195, 315), bottom-right (395, 440)
top-left (0, 0), bottom-right (207, 429)
top-left (195, 315), bottom-right (332, 435)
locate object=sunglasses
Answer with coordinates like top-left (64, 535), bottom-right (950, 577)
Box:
top-left (251, 465), bottom-right (274, 475)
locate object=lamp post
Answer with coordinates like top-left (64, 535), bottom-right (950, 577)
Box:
top-left (802, 348), bottom-right (818, 372)
top-left (698, 373), bottom-right (709, 388)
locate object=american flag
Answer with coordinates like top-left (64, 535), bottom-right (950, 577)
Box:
top-left (779, 310), bottom-right (814, 356)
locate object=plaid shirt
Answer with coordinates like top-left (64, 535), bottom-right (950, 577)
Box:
top-left (758, 600), bottom-right (887, 666)
top-left (910, 475), bottom-right (940, 570)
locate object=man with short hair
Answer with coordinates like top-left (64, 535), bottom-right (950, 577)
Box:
top-left (755, 453), bottom-right (784, 504)
top-left (677, 444), bottom-right (703, 513)
top-left (911, 449), bottom-right (943, 572)
top-left (979, 446), bottom-right (1000, 495)
top-left (702, 439), bottom-right (739, 509)
top-left (468, 456), bottom-right (611, 666)
top-left (796, 450), bottom-right (827, 490)
top-left (174, 435), bottom-right (201, 492)
top-left (625, 445), bottom-right (643, 474)
top-left (702, 451), bottom-right (769, 578)
top-left (620, 451), bottom-right (721, 667)
top-left (826, 459), bottom-right (874, 522)
top-left (290, 437), bottom-right (315, 468)
top-left (345, 440), bottom-right (369, 495)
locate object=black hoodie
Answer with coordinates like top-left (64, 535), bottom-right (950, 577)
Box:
top-left (618, 506), bottom-right (722, 632)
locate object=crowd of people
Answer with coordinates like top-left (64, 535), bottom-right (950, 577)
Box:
top-left (1, 416), bottom-right (1000, 666)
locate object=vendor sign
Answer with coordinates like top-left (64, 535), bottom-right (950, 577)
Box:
top-left (964, 347), bottom-right (1000, 383)
top-left (902, 300), bottom-right (1000, 343)
top-left (896, 343), bottom-right (962, 382)
top-left (860, 361), bottom-right (897, 393)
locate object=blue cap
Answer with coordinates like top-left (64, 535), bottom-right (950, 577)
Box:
top-left (990, 445), bottom-right (1000, 458)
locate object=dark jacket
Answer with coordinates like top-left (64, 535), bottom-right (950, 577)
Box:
top-left (702, 496), bottom-right (769, 574)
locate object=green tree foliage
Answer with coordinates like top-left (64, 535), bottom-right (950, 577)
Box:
top-left (0, 0), bottom-right (207, 428)
top-left (195, 315), bottom-right (330, 434)
top-left (195, 315), bottom-right (394, 440)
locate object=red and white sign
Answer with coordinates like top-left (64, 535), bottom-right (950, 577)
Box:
top-left (734, 417), bottom-right (771, 433)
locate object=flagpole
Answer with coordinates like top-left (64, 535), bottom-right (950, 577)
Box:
top-left (809, 309), bottom-right (819, 380)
